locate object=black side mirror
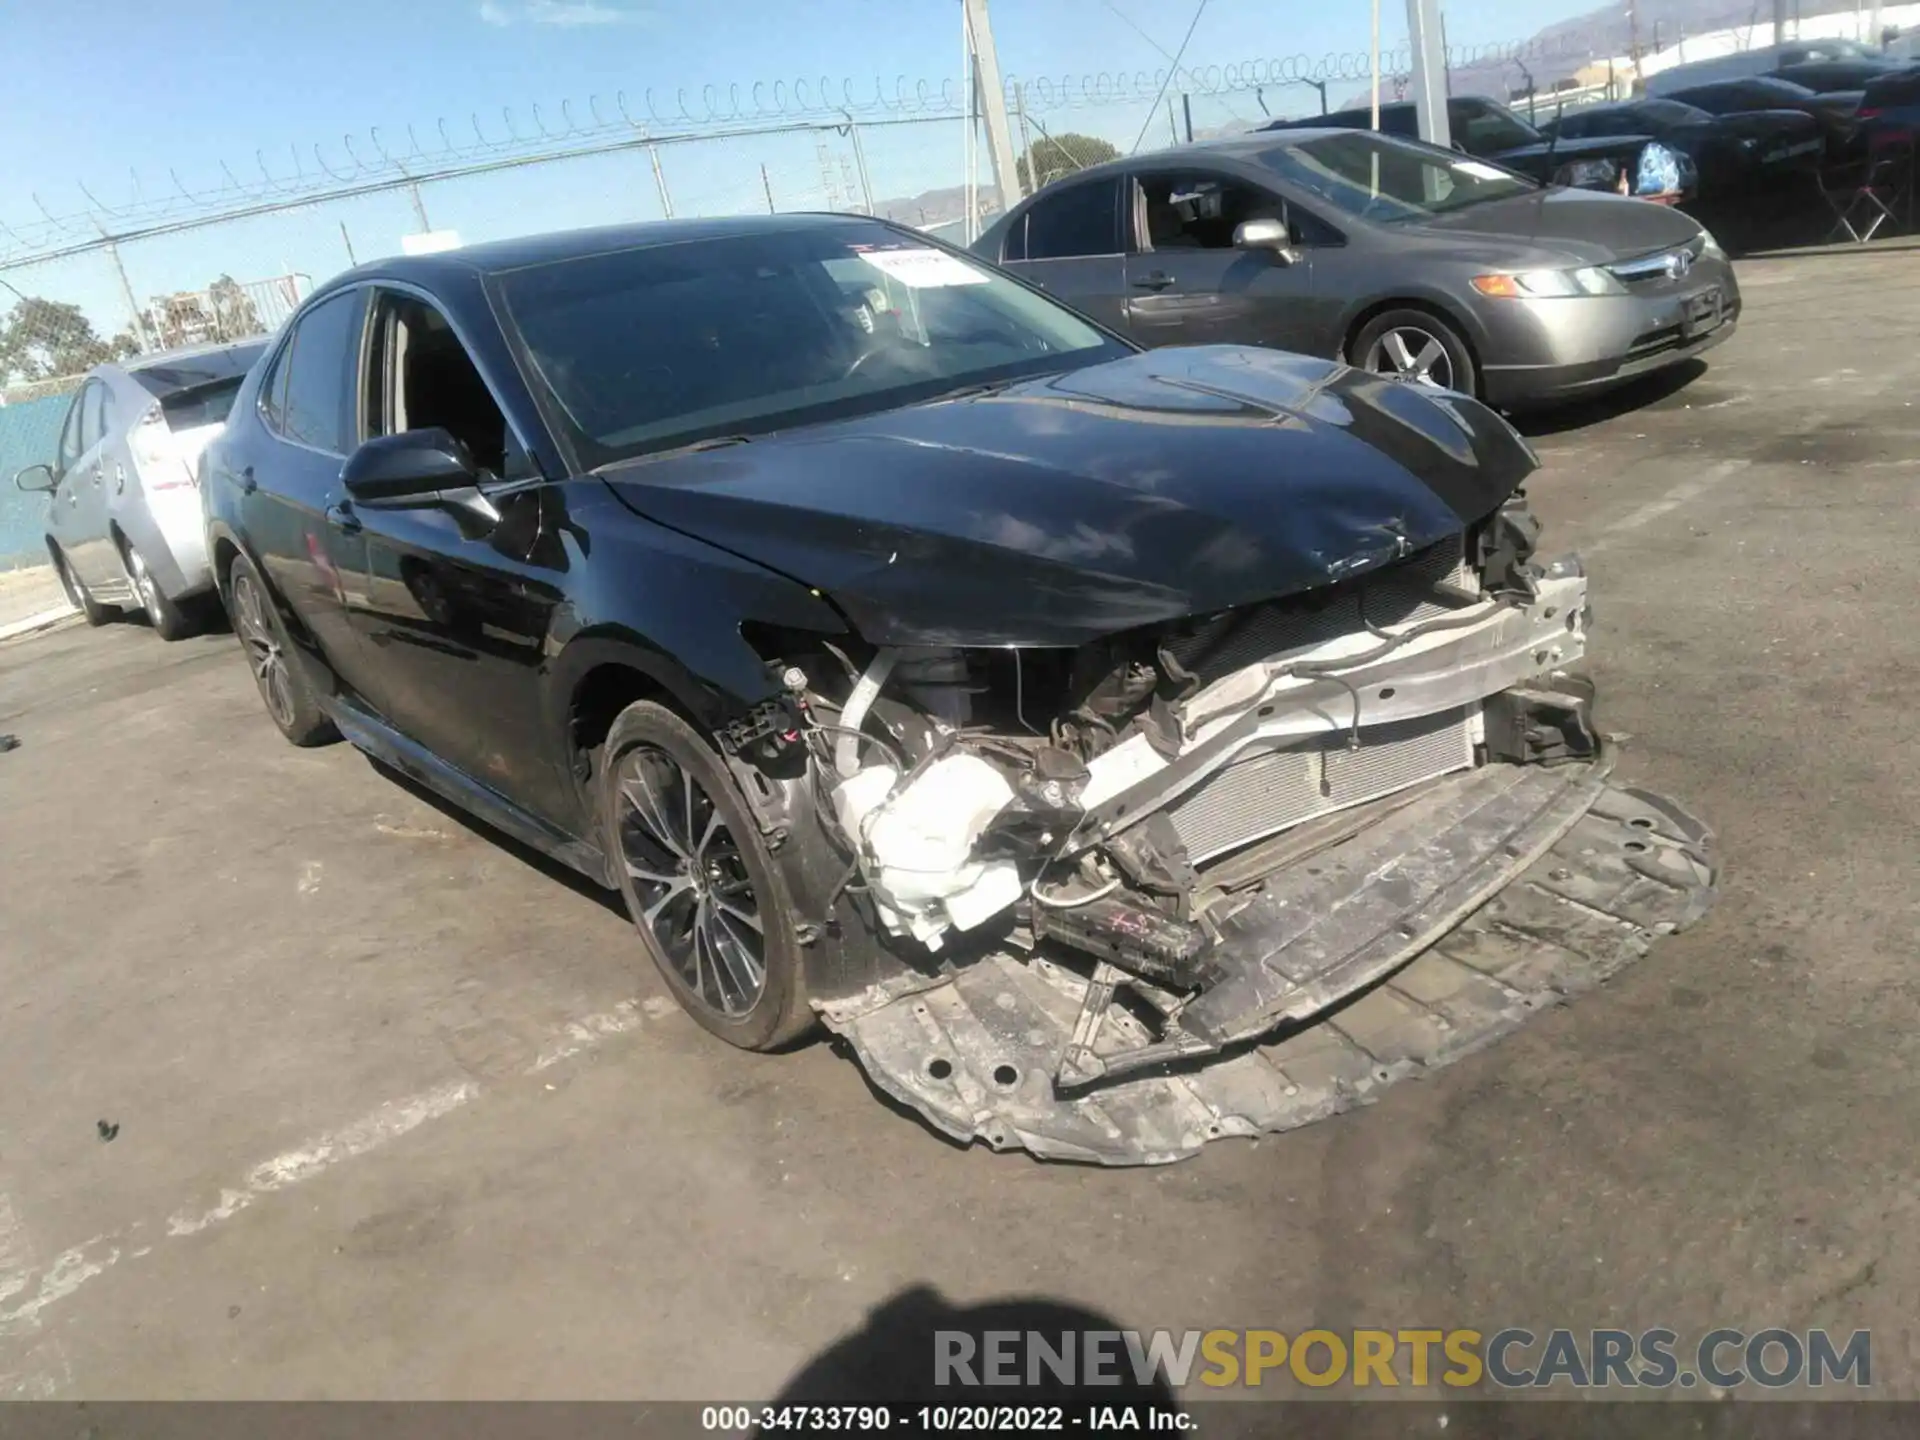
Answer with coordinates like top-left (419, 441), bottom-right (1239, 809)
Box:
top-left (341, 428), bottom-right (478, 508)
top-left (13, 464), bottom-right (56, 494)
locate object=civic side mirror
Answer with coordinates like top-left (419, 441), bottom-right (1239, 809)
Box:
top-left (1233, 218), bottom-right (1304, 266)
top-left (341, 427), bottom-right (478, 508)
top-left (13, 464), bottom-right (56, 494)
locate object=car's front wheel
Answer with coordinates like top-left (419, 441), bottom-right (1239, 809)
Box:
top-left (226, 553), bottom-right (337, 747)
top-left (600, 699), bottom-right (813, 1051)
top-left (122, 541), bottom-right (195, 641)
top-left (1351, 308), bottom-right (1478, 396)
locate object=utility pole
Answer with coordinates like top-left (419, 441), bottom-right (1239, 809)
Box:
top-left (339, 222), bottom-right (358, 266)
top-left (843, 117), bottom-right (875, 213)
top-left (1013, 82), bottom-right (1034, 197)
top-left (1404, 0), bottom-right (1452, 147)
top-left (649, 143), bottom-right (674, 218)
top-left (1773, 0), bottom-right (1787, 45)
top-left (960, 0), bottom-right (1021, 216)
top-left (102, 239), bottom-right (150, 352)
top-left (1167, 99), bottom-right (1181, 144)
top-left (1182, 93), bottom-right (1195, 142)
top-left (408, 182), bottom-right (430, 232)
top-left (761, 164), bottom-right (776, 213)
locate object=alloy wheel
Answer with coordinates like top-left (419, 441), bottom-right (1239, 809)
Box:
top-left (617, 744), bottom-right (767, 1018)
top-left (1364, 326), bottom-right (1454, 390)
top-left (126, 547), bottom-right (161, 622)
top-left (231, 571), bottom-right (295, 729)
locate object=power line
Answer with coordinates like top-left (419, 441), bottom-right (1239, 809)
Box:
top-left (1129, 0), bottom-right (1211, 154)
top-left (1099, 0), bottom-right (1245, 125)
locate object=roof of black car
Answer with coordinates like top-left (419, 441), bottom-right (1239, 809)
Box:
top-left (339, 213), bottom-right (880, 284)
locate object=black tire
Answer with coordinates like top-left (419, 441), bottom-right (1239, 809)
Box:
top-left (600, 699), bottom-right (813, 1051)
top-left (225, 552), bottom-right (337, 747)
top-left (54, 546), bottom-right (116, 627)
top-left (1350, 308), bottom-right (1479, 398)
top-left (121, 540), bottom-right (196, 641)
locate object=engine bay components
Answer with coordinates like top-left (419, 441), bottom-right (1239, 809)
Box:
top-left (739, 499), bottom-right (1718, 1162)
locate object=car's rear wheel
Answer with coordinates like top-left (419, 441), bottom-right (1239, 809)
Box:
top-left (1352, 309), bottom-right (1478, 396)
top-left (600, 699), bottom-right (813, 1051)
top-left (53, 546), bottom-right (116, 626)
top-left (122, 541), bottom-right (195, 641)
top-left (226, 553), bottom-right (336, 747)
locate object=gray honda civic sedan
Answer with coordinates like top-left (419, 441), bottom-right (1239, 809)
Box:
top-left (971, 128), bottom-right (1739, 406)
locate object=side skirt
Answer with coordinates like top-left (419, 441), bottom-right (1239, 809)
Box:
top-left (322, 696), bottom-right (614, 889)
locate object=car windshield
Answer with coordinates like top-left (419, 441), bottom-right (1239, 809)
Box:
top-left (493, 222), bottom-right (1130, 468)
top-left (1254, 132), bottom-right (1538, 225)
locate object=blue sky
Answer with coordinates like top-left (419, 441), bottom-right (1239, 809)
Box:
top-left (0, 0), bottom-right (1593, 331)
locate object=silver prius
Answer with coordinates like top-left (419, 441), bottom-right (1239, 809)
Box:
top-left (13, 339), bottom-right (265, 638)
top-left (973, 128), bottom-right (1741, 408)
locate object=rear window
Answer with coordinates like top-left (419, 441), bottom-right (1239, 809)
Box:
top-left (160, 378), bottom-right (244, 432)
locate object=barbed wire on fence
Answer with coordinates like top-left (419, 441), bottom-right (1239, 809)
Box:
top-left (0, 37), bottom-right (1601, 266)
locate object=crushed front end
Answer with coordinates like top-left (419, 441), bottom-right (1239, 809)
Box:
top-left (748, 491), bottom-right (1716, 1165)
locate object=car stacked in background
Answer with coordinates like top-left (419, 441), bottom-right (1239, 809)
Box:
top-left (12, 340), bottom-right (265, 638)
top-left (971, 127), bottom-right (1738, 407)
top-left (1261, 96), bottom-right (1698, 204)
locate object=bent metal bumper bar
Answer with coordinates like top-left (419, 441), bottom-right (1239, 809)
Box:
top-left (817, 754), bottom-right (1717, 1166)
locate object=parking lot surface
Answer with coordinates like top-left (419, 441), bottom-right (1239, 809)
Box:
top-left (2, 240), bottom-right (1917, 1400)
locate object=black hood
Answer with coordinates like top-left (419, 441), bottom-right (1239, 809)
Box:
top-left (599, 347), bottom-right (1536, 647)
top-left (1407, 185), bottom-right (1703, 259)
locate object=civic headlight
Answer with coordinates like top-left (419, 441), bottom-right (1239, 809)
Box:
top-left (1633, 141), bottom-right (1685, 197)
top-left (1472, 265), bottom-right (1626, 299)
top-left (1698, 226), bottom-right (1725, 257)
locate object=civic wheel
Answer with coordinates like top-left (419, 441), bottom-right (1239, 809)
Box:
top-left (54, 546), bottom-right (115, 626)
top-left (1351, 309), bottom-right (1478, 397)
top-left (601, 700), bottom-right (812, 1050)
top-left (123, 543), bottom-right (195, 641)
top-left (226, 553), bottom-right (337, 747)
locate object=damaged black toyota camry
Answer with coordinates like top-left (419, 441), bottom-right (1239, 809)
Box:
top-left (203, 215), bottom-right (1718, 1164)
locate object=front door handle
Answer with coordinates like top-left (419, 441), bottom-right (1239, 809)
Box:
top-left (325, 499), bottom-right (362, 535)
top-left (1132, 271), bottom-right (1176, 291)
top-left (238, 466), bottom-right (258, 495)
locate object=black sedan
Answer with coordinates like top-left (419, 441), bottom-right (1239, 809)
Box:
top-left (1263, 94), bottom-right (1695, 200)
top-left (1541, 97), bottom-right (1827, 247)
top-left (201, 216), bottom-right (1715, 1162)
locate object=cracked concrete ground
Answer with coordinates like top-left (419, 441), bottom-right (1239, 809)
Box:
top-left (1, 240), bottom-right (1916, 1401)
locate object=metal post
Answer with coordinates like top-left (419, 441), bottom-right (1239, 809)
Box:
top-left (1404, 0), bottom-right (1452, 148)
top-left (1773, 0), bottom-right (1787, 46)
top-left (649, 144), bottom-right (675, 218)
top-left (1182, 93), bottom-right (1194, 143)
top-left (960, 0), bottom-right (1021, 216)
top-left (1312, 78), bottom-right (1329, 114)
top-left (844, 119), bottom-right (875, 214)
top-left (103, 240), bottom-right (150, 352)
top-left (761, 164), bottom-right (776, 214)
top-left (1168, 99), bottom-right (1181, 144)
top-left (1370, 0), bottom-right (1383, 129)
top-left (340, 222), bottom-right (358, 266)
top-left (1014, 83), bottom-right (1034, 197)
top-left (1870, 0), bottom-right (1884, 45)
top-left (408, 182), bottom-right (430, 232)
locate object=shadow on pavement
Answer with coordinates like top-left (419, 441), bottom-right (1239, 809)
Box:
top-left (1510, 359), bottom-right (1709, 439)
top-left (767, 1285), bottom-right (1180, 1412)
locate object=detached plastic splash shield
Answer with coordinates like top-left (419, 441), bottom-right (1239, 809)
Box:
top-left (818, 761), bottom-right (1718, 1166)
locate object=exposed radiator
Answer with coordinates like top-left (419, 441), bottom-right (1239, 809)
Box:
top-left (1167, 707), bottom-right (1477, 865)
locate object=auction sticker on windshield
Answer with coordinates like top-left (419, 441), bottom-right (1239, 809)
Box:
top-left (858, 246), bottom-right (991, 288)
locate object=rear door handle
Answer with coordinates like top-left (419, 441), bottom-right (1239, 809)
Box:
top-left (325, 499), bottom-right (362, 534)
top-left (1132, 272), bottom-right (1176, 291)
